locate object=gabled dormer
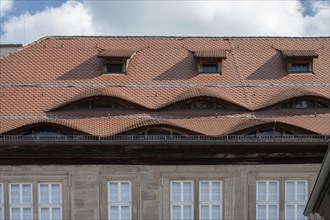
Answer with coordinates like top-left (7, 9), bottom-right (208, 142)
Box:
top-left (281, 50), bottom-right (318, 74)
top-left (97, 49), bottom-right (136, 74)
top-left (193, 49), bottom-right (227, 74)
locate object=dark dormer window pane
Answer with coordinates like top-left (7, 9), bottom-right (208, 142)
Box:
top-left (107, 64), bottom-right (124, 73)
top-left (290, 63), bottom-right (309, 72)
top-left (293, 100), bottom-right (314, 109)
top-left (91, 100), bottom-right (113, 108)
top-left (192, 101), bottom-right (214, 109)
top-left (201, 64), bottom-right (218, 73)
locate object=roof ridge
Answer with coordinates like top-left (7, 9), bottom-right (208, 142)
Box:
top-left (46, 36), bottom-right (330, 40)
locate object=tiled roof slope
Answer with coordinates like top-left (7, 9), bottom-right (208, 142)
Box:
top-left (0, 36), bottom-right (329, 135)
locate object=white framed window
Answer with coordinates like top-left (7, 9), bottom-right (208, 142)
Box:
top-left (38, 183), bottom-right (62, 220)
top-left (285, 181), bottom-right (307, 220)
top-left (256, 181), bottom-right (279, 220)
top-left (198, 61), bottom-right (222, 74)
top-left (199, 181), bottom-right (222, 220)
top-left (108, 181), bottom-right (131, 220)
top-left (170, 181), bottom-right (194, 220)
top-left (9, 183), bottom-right (33, 220)
top-left (0, 184), bottom-right (3, 220)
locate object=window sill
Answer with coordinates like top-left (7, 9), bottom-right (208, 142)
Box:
top-left (288, 71), bottom-right (314, 75)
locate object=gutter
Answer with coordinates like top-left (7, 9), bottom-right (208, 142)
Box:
top-left (304, 143), bottom-right (330, 216)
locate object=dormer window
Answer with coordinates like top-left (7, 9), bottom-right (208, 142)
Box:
top-left (98, 49), bottom-right (136, 74)
top-left (200, 62), bottom-right (220, 73)
top-left (281, 50), bottom-right (318, 74)
top-left (194, 49), bottom-right (227, 74)
top-left (106, 62), bottom-right (125, 73)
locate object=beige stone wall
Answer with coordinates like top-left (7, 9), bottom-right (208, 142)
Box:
top-left (0, 164), bottom-right (323, 220)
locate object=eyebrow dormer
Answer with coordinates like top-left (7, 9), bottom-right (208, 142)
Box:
top-left (281, 50), bottom-right (318, 74)
top-left (193, 49), bottom-right (227, 74)
top-left (97, 49), bottom-right (136, 74)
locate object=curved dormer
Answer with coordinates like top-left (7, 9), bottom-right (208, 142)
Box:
top-left (162, 96), bottom-right (244, 111)
top-left (230, 122), bottom-right (316, 136)
top-left (50, 95), bottom-right (146, 111)
top-left (3, 122), bottom-right (86, 135)
top-left (262, 96), bottom-right (329, 111)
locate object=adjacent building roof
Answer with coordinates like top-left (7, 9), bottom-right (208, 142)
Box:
top-left (0, 36), bottom-right (329, 136)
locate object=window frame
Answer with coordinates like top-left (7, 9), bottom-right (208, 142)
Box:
top-left (287, 58), bottom-right (313, 74)
top-left (170, 180), bottom-right (194, 220)
top-left (255, 180), bottom-right (279, 220)
top-left (0, 172), bottom-right (69, 220)
top-left (107, 181), bottom-right (132, 220)
top-left (9, 183), bottom-right (34, 220)
top-left (103, 60), bottom-right (128, 75)
top-left (163, 172), bottom-right (229, 220)
top-left (198, 60), bottom-right (222, 74)
top-left (199, 180), bottom-right (223, 220)
top-left (0, 183), bottom-right (3, 220)
top-left (100, 173), bottom-right (138, 220)
top-left (38, 183), bottom-right (63, 220)
top-left (284, 180), bottom-right (308, 220)
top-left (248, 172), bottom-right (314, 220)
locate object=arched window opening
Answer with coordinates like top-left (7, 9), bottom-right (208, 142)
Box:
top-left (135, 128), bottom-right (182, 136)
top-left (246, 128), bottom-right (293, 138)
top-left (167, 97), bottom-right (239, 111)
top-left (271, 98), bottom-right (329, 110)
top-left (54, 96), bottom-right (142, 111)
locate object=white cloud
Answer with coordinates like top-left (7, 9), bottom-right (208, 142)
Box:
top-left (0, 1), bottom-right (97, 44)
top-left (84, 0), bottom-right (329, 37)
top-left (0, 0), bottom-right (14, 16)
top-left (0, 0), bottom-right (329, 45)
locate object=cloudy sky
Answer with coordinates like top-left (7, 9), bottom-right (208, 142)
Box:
top-left (0, 0), bottom-right (329, 45)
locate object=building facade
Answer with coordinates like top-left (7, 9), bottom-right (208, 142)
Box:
top-left (0, 36), bottom-right (329, 220)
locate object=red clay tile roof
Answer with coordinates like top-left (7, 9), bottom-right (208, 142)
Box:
top-left (281, 50), bottom-right (319, 58)
top-left (0, 36), bottom-right (329, 136)
top-left (193, 49), bottom-right (227, 59)
top-left (97, 49), bottom-right (136, 58)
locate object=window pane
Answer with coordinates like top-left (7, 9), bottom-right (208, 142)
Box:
top-left (22, 184), bottom-right (31, 204)
top-left (183, 205), bottom-right (192, 220)
top-left (268, 205), bottom-right (277, 220)
top-left (183, 182), bottom-right (192, 201)
top-left (268, 182), bottom-right (277, 201)
top-left (121, 206), bottom-right (130, 220)
top-left (257, 182), bottom-right (266, 201)
top-left (0, 184), bottom-right (2, 204)
top-left (257, 205), bottom-right (266, 220)
top-left (172, 206), bottom-right (181, 220)
top-left (109, 183), bottom-right (118, 202)
top-left (40, 208), bottom-right (49, 220)
top-left (286, 182), bottom-right (295, 201)
top-left (52, 208), bottom-right (61, 220)
top-left (51, 184), bottom-right (61, 204)
top-left (22, 208), bottom-right (32, 220)
top-left (172, 182), bottom-right (181, 201)
top-left (285, 205), bottom-right (295, 220)
top-left (297, 205), bottom-right (306, 220)
top-left (11, 184), bottom-right (20, 204)
top-left (109, 206), bottom-right (119, 220)
top-left (200, 182), bottom-right (209, 201)
top-left (212, 182), bottom-right (221, 201)
top-left (40, 184), bottom-right (49, 204)
top-left (212, 205), bottom-right (221, 220)
top-left (297, 182), bottom-right (306, 201)
top-left (107, 64), bottom-right (124, 73)
top-left (11, 208), bottom-right (20, 220)
top-left (200, 205), bottom-right (209, 220)
top-left (202, 64), bottom-right (218, 73)
top-left (121, 183), bottom-right (130, 202)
